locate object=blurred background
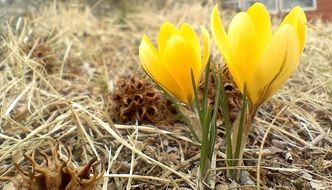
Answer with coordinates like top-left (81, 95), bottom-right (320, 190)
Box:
top-left (1, 0), bottom-right (331, 22)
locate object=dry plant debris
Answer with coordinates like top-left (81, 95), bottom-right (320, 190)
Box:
top-left (111, 76), bottom-right (177, 126)
top-left (21, 40), bottom-right (57, 72)
top-left (0, 143), bottom-right (103, 190)
top-left (199, 64), bottom-right (243, 123)
top-left (0, 1), bottom-right (331, 189)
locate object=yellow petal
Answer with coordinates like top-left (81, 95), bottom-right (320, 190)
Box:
top-left (161, 35), bottom-right (201, 103)
top-left (248, 24), bottom-right (300, 105)
top-left (158, 22), bottom-right (178, 54)
top-left (210, 5), bottom-right (243, 93)
top-left (280, 6), bottom-right (307, 53)
top-left (210, 5), bottom-right (231, 64)
top-left (200, 25), bottom-right (211, 71)
top-left (227, 12), bottom-right (257, 91)
top-left (179, 23), bottom-right (201, 65)
top-left (139, 35), bottom-right (187, 102)
top-left (247, 2), bottom-right (272, 56)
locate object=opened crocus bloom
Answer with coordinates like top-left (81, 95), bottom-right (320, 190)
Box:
top-left (211, 3), bottom-right (307, 106)
top-left (139, 22), bottom-right (211, 104)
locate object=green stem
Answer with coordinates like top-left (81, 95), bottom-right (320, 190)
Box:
top-left (228, 102), bottom-right (260, 179)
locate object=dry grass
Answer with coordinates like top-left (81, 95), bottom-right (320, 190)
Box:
top-left (0, 1), bottom-right (331, 189)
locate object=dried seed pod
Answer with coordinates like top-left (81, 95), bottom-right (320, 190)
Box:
top-left (222, 66), bottom-right (243, 122)
top-left (111, 76), bottom-right (177, 125)
top-left (22, 40), bottom-right (57, 72)
top-left (199, 64), bottom-right (243, 122)
top-left (2, 143), bottom-right (103, 190)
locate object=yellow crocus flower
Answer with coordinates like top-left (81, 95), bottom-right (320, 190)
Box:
top-left (211, 3), bottom-right (307, 106)
top-left (139, 22), bottom-right (211, 104)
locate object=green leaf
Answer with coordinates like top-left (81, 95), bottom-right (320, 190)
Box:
top-left (199, 107), bottom-right (212, 178)
top-left (208, 65), bottom-right (222, 160)
top-left (191, 69), bottom-right (203, 124)
top-left (234, 84), bottom-right (248, 166)
top-left (202, 59), bottom-right (211, 118)
top-left (218, 66), bottom-right (233, 166)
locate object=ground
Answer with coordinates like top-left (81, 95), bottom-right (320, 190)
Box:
top-left (0, 0), bottom-right (331, 190)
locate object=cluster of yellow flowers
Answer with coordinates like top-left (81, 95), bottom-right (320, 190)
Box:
top-left (139, 3), bottom-right (307, 107)
top-left (139, 3), bottom-right (308, 183)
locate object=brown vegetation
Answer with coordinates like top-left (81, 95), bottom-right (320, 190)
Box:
top-left (0, 1), bottom-right (331, 189)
